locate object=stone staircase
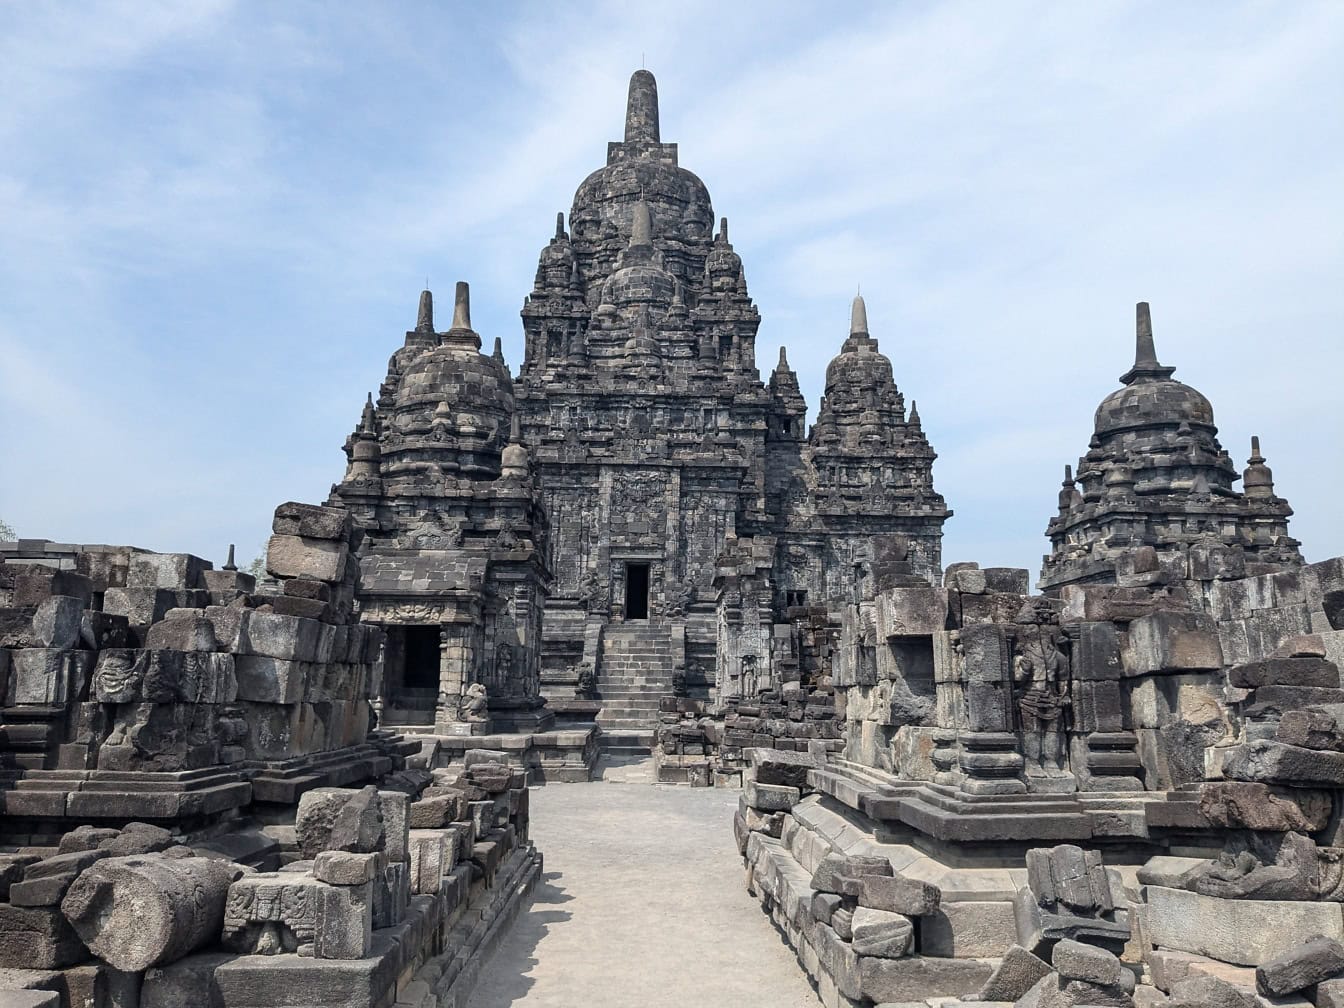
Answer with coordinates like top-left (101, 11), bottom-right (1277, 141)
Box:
top-left (596, 623), bottom-right (674, 753)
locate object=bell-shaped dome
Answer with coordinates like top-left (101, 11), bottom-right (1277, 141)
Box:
top-left (1092, 302), bottom-right (1215, 436)
top-left (388, 283), bottom-right (513, 479)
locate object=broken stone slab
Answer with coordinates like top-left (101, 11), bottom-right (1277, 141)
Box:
top-left (61, 853), bottom-right (244, 971)
top-left (1166, 973), bottom-right (1260, 1008)
top-left (1228, 656), bottom-right (1341, 689)
top-left (127, 552), bottom-right (211, 591)
top-left (810, 853), bottom-right (893, 895)
top-left (859, 953), bottom-right (994, 1002)
top-left (0, 904), bottom-right (87, 969)
top-left (1199, 781), bottom-right (1332, 832)
top-left (102, 587), bottom-right (180, 627)
top-left (313, 850), bottom-right (385, 886)
top-left (143, 610), bottom-right (218, 652)
top-left (266, 535), bottom-right (348, 583)
top-left (240, 611), bottom-right (322, 661)
top-left (857, 873), bottom-right (941, 916)
top-left (408, 830), bottom-right (453, 895)
top-left (1276, 705), bottom-right (1344, 752)
top-left (977, 944), bottom-right (1053, 1002)
top-left (295, 788), bottom-right (407, 861)
top-left (273, 502), bottom-right (352, 541)
top-left (748, 747), bottom-right (819, 789)
top-left (0, 991), bottom-right (58, 1008)
top-left (849, 907), bottom-right (913, 958)
top-left (233, 655), bottom-right (311, 703)
top-left (8, 649), bottom-right (89, 705)
top-left (1125, 609), bottom-right (1223, 675)
top-left (1146, 885), bottom-right (1344, 966)
top-left (92, 649), bottom-right (235, 704)
top-left (1255, 935), bottom-right (1344, 997)
top-left (745, 781), bottom-right (800, 812)
top-left (141, 952), bottom-right (238, 1008)
top-left (919, 900), bottom-right (1017, 957)
top-left (31, 597), bottom-right (83, 649)
top-left (1223, 739), bottom-right (1344, 786)
top-left (326, 786), bottom-right (384, 854)
top-left (1053, 937), bottom-right (1124, 987)
top-left (221, 871), bottom-right (372, 959)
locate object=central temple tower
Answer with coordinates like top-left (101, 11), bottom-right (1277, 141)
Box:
top-left (515, 71), bottom-right (950, 730)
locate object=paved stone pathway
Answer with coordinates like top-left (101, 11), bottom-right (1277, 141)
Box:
top-left (466, 759), bottom-right (821, 1007)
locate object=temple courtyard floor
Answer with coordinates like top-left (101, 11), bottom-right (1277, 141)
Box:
top-left (466, 757), bottom-right (822, 1007)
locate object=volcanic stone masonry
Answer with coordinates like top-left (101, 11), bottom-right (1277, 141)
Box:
top-left (1, 66), bottom-right (1342, 1008)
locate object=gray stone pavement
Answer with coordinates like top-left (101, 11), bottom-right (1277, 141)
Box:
top-left (466, 757), bottom-right (821, 1007)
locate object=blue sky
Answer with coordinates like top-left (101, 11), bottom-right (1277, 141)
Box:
top-left (1, 1), bottom-right (1341, 578)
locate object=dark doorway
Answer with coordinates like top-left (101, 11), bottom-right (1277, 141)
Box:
top-left (403, 626), bottom-right (441, 689)
top-left (625, 563), bottom-right (650, 620)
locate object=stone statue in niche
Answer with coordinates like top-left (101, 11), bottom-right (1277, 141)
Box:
top-left (459, 682), bottom-right (489, 723)
top-left (495, 643), bottom-right (515, 695)
top-left (1014, 631), bottom-right (1072, 778)
top-left (741, 654), bottom-right (762, 698)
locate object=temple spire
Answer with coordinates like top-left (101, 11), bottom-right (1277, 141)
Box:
top-left (778, 346), bottom-right (790, 369)
top-left (624, 69), bottom-right (660, 143)
top-left (449, 281), bottom-right (471, 332)
top-left (718, 217), bottom-right (729, 243)
top-left (223, 544), bottom-right (237, 572)
top-left (416, 289), bottom-right (433, 332)
top-left (492, 336), bottom-right (506, 365)
top-left (555, 212), bottom-right (566, 239)
top-left (850, 294), bottom-right (869, 336)
top-left (1120, 300), bottom-right (1176, 384)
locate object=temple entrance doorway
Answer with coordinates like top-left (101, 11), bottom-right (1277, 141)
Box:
top-left (403, 626), bottom-right (442, 689)
top-left (625, 562), bottom-right (650, 620)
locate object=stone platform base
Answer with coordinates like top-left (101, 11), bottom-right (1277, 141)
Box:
top-left (429, 726), bottom-right (599, 783)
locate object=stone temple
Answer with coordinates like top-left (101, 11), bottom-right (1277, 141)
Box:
top-left (1, 67), bottom-right (1343, 1008)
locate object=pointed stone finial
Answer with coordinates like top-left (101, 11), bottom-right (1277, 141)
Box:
top-left (718, 217), bottom-right (729, 243)
top-left (1244, 434), bottom-right (1275, 497)
top-left (555, 212), bottom-right (566, 239)
top-left (416, 289), bottom-right (434, 332)
top-left (360, 392), bottom-right (376, 430)
top-left (450, 281), bottom-right (471, 331)
top-left (1064, 464), bottom-right (1074, 484)
top-left (851, 294), bottom-right (869, 336)
top-left (223, 544), bottom-right (237, 571)
top-left (1250, 435), bottom-right (1263, 462)
top-left (624, 69), bottom-right (660, 143)
top-left (778, 346), bottom-right (790, 369)
top-left (909, 400), bottom-right (921, 426)
top-left (492, 336), bottom-right (505, 364)
top-left (1135, 301), bottom-right (1157, 367)
top-left (1120, 300), bottom-right (1177, 385)
top-left (629, 200), bottom-right (652, 248)
top-left (511, 412), bottom-right (522, 442)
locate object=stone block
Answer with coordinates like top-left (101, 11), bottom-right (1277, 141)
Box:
top-left (8, 649), bottom-right (87, 705)
top-left (93, 649), bottom-right (234, 704)
top-left (243, 612), bottom-right (321, 662)
top-left (273, 502), bottom-right (352, 541)
top-left (407, 830), bottom-right (452, 894)
top-left (877, 587), bottom-right (947, 638)
top-left (141, 952), bottom-right (237, 1008)
top-left (205, 606), bottom-right (252, 654)
top-left (266, 535), bottom-right (348, 583)
top-left (1146, 885), bottom-right (1344, 966)
top-left (144, 611), bottom-right (218, 652)
top-left (749, 747), bottom-right (819, 789)
top-left (234, 655), bottom-right (309, 703)
top-left (1229, 656), bottom-right (1340, 688)
top-left (312, 883), bottom-right (372, 960)
top-left (859, 953), bottom-right (993, 1002)
top-left (983, 567), bottom-right (1030, 594)
top-left (1053, 937), bottom-right (1124, 987)
top-left (31, 597), bottom-right (83, 650)
top-left (0, 904), bottom-right (86, 969)
top-left (1256, 935), bottom-right (1344, 997)
top-left (211, 938), bottom-right (397, 1007)
top-left (1073, 621), bottom-right (1124, 680)
top-left (127, 553), bottom-right (210, 590)
top-left (977, 944), bottom-right (1052, 1002)
top-left (13, 569), bottom-right (93, 608)
top-left (919, 899), bottom-right (1016, 957)
top-left (0, 992), bottom-right (58, 1008)
top-left (945, 565), bottom-right (987, 594)
top-left (850, 907), bottom-right (913, 958)
top-left (1199, 781), bottom-right (1331, 831)
top-left (102, 587), bottom-right (178, 627)
top-left (745, 781), bottom-right (800, 812)
top-left (1125, 610), bottom-right (1223, 675)
top-left (80, 611), bottom-right (129, 650)
top-left (313, 850), bottom-right (384, 886)
top-left (1223, 739), bottom-right (1344, 786)
top-left (857, 874), bottom-right (941, 917)
top-left (1277, 705), bottom-right (1344, 751)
